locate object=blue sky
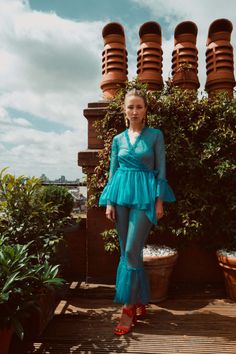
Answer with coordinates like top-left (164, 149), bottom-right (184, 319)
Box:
top-left (0, 0), bottom-right (236, 179)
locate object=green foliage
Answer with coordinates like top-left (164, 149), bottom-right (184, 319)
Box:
top-left (90, 80), bottom-right (236, 250)
top-left (0, 169), bottom-right (67, 339)
top-left (100, 229), bottom-right (119, 253)
top-left (40, 184), bottom-right (74, 218)
top-left (0, 237), bottom-right (63, 339)
top-left (0, 168), bottom-right (68, 262)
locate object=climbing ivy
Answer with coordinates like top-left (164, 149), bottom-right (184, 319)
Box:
top-left (89, 80), bottom-right (236, 249)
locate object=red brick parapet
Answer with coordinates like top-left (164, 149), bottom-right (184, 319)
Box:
top-left (172, 21), bottom-right (200, 90)
top-left (137, 21), bottom-right (163, 90)
top-left (78, 101), bottom-right (108, 175)
top-left (205, 18), bottom-right (235, 97)
top-left (83, 102), bottom-right (108, 150)
top-left (100, 22), bottom-right (128, 98)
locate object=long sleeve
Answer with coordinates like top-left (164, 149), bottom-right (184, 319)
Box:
top-left (99, 136), bottom-right (119, 206)
top-left (108, 137), bottom-right (119, 181)
top-left (154, 130), bottom-right (176, 202)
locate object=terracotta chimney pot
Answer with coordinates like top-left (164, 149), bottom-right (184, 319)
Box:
top-left (172, 21), bottom-right (200, 90)
top-left (100, 22), bottom-right (128, 98)
top-left (137, 21), bottom-right (163, 90)
top-left (205, 18), bottom-right (235, 97)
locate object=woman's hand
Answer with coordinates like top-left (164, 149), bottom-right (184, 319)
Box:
top-left (155, 199), bottom-right (164, 220)
top-left (105, 205), bottom-right (116, 222)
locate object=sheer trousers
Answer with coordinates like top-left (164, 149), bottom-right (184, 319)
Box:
top-left (114, 205), bottom-right (152, 305)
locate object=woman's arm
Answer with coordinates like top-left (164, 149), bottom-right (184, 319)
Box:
top-left (154, 130), bottom-right (166, 220)
top-left (155, 198), bottom-right (164, 220)
top-left (106, 204), bottom-right (116, 222)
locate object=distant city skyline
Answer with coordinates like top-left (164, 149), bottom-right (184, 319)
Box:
top-left (40, 173), bottom-right (86, 183)
top-left (0, 0), bottom-right (236, 179)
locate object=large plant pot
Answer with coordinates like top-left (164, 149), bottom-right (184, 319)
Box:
top-left (24, 287), bottom-right (56, 339)
top-left (0, 326), bottom-right (13, 354)
top-left (216, 251), bottom-right (236, 300)
top-left (144, 248), bottom-right (178, 302)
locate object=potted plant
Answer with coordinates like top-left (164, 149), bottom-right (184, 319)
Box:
top-left (0, 237), bottom-right (64, 353)
top-left (211, 168), bottom-right (236, 300)
top-left (143, 244), bottom-right (178, 302)
top-left (0, 168), bottom-right (69, 346)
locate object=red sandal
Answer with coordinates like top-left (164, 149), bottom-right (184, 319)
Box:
top-left (114, 306), bottom-right (136, 336)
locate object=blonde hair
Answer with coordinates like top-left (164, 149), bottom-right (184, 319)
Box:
top-left (124, 89), bottom-right (147, 127)
top-left (124, 89), bottom-right (148, 107)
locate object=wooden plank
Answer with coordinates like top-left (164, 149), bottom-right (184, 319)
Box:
top-left (25, 283), bottom-right (236, 354)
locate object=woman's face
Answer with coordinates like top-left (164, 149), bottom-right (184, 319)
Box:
top-left (124, 95), bottom-right (147, 127)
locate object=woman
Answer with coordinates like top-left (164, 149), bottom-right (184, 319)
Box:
top-left (99, 89), bottom-right (175, 335)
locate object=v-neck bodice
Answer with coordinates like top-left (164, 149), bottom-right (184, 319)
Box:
top-left (125, 127), bottom-right (146, 150)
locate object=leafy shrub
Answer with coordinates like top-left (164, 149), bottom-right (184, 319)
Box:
top-left (0, 168), bottom-right (68, 262)
top-left (40, 184), bottom-right (74, 218)
top-left (90, 80), bottom-right (236, 250)
top-left (0, 237), bottom-right (63, 339)
top-left (100, 228), bottom-right (119, 253)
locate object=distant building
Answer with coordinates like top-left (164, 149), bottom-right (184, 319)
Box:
top-left (40, 173), bottom-right (49, 181)
top-left (39, 173), bottom-right (87, 186)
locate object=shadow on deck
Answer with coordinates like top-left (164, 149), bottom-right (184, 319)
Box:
top-left (13, 282), bottom-right (236, 354)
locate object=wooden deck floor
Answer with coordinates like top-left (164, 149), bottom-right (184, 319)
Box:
top-left (20, 282), bottom-right (236, 354)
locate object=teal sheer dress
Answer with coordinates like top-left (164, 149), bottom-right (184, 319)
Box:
top-left (99, 127), bottom-right (175, 304)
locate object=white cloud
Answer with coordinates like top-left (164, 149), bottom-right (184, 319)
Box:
top-left (131, 0), bottom-right (236, 30)
top-left (0, 123), bottom-right (86, 180)
top-left (12, 117), bottom-right (32, 127)
top-left (0, 0), bottom-right (105, 114)
top-left (0, 0), bottom-right (106, 179)
top-left (0, 107), bottom-right (11, 124)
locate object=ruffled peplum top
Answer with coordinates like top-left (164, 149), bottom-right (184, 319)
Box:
top-left (99, 127), bottom-right (176, 224)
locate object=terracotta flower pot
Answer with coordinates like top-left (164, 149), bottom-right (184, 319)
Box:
top-left (144, 246), bottom-right (178, 302)
top-left (24, 287), bottom-right (56, 339)
top-left (0, 326), bottom-right (13, 354)
top-left (137, 21), bottom-right (163, 90)
top-left (172, 21), bottom-right (199, 90)
top-left (205, 19), bottom-right (235, 97)
top-left (100, 22), bottom-right (128, 98)
top-left (216, 250), bottom-right (236, 300)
